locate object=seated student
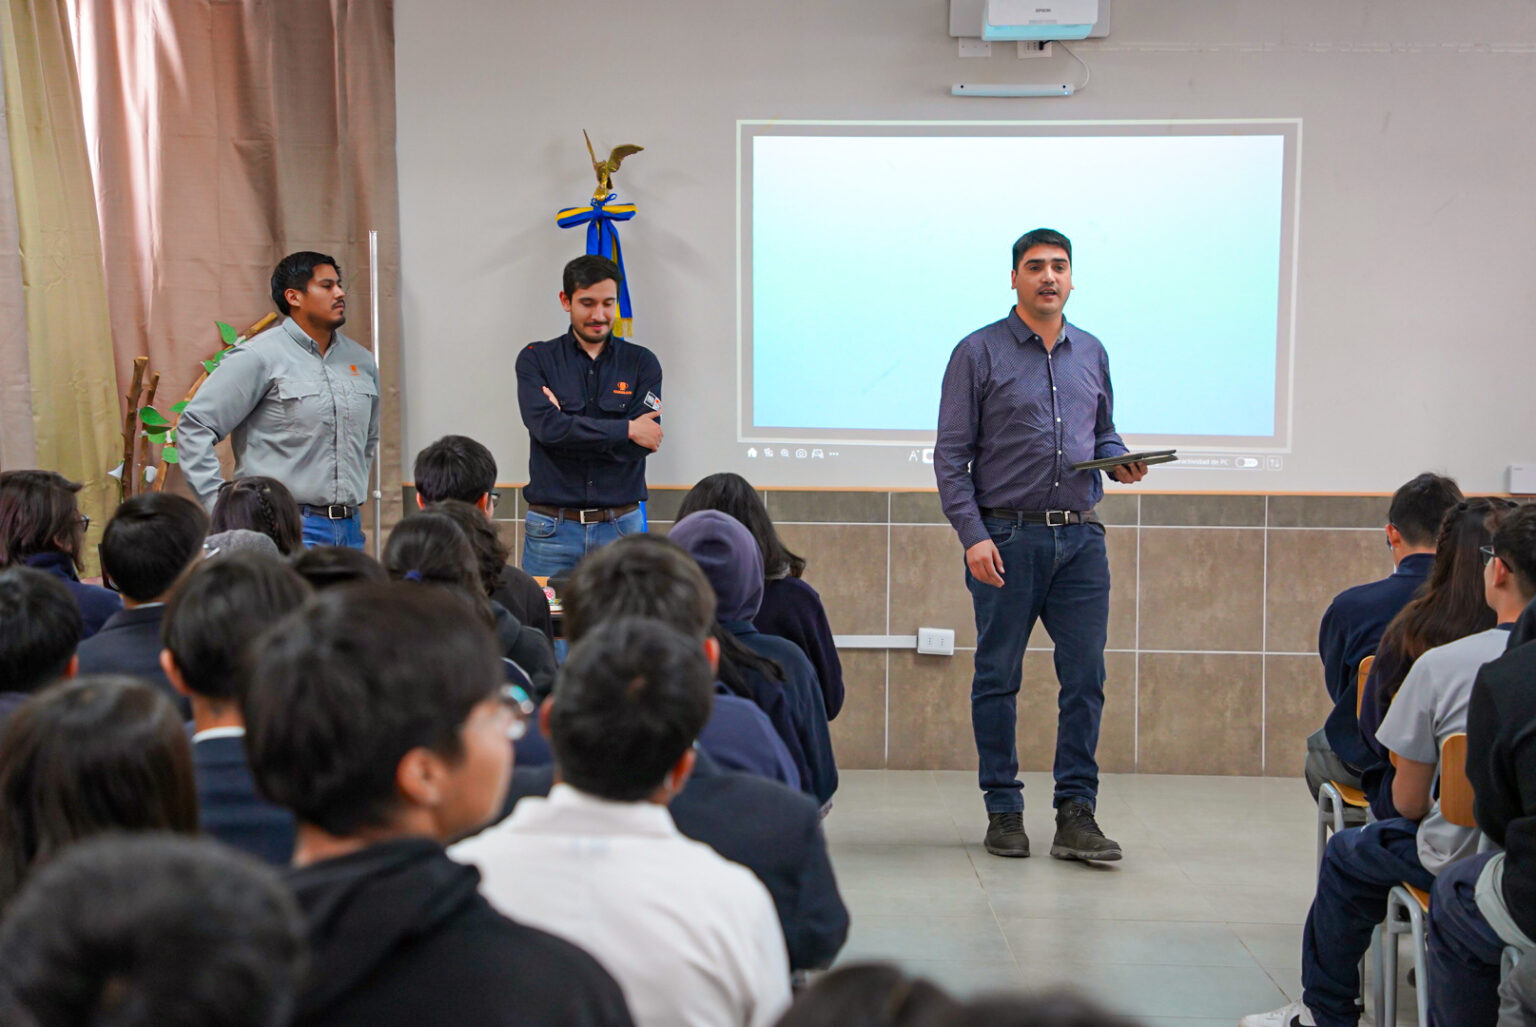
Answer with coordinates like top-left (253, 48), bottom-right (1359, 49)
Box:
top-left (1356, 498), bottom-right (1514, 818)
top-left (413, 434), bottom-right (553, 640)
top-left (210, 477), bottom-right (304, 556)
top-left (1243, 501), bottom-right (1526, 1027)
top-left (671, 510), bottom-right (837, 807)
top-left (0, 568), bottom-right (81, 727)
top-left (942, 990), bottom-right (1146, 1027)
top-left (771, 963), bottom-right (958, 1027)
top-left (1424, 509), bottom-right (1536, 1027)
top-left (290, 545), bottom-right (387, 590)
top-left (162, 553), bottom-right (308, 865)
top-left (678, 473), bottom-right (844, 720)
top-left (204, 528), bottom-right (282, 559)
top-left (0, 470), bottom-right (119, 637)
top-left (454, 617), bottom-right (791, 1027)
top-left (0, 834), bottom-right (306, 1027)
top-left (242, 585), bottom-right (633, 1027)
top-left (77, 493), bottom-right (208, 713)
top-left (1310, 473), bottom-right (1461, 799)
top-left (0, 675), bottom-right (199, 909)
top-left (561, 534), bottom-right (801, 787)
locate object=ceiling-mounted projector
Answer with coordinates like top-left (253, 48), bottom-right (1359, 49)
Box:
top-left (949, 0), bottom-right (1108, 42)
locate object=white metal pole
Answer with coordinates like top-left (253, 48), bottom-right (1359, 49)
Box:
top-left (369, 229), bottom-right (383, 558)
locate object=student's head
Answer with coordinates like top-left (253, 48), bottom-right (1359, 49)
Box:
top-left (1487, 504), bottom-right (1536, 610)
top-left (677, 472), bottom-right (805, 578)
top-left (210, 478), bottom-right (303, 556)
top-left (549, 617), bottom-right (713, 803)
top-left (942, 990), bottom-right (1145, 1027)
top-left (99, 493), bottom-right (208, 603)
top-left (0, 675), bottom-right (198, 908)
top-left (242, 585), bottom-right (512, 843)
top-left (0, 835), bottom-right (306, 1027)
top-left (289, 545), bottom-right (387, 591)
top-left (413, 435), bottom-right (498, 511)
top-left (383, 512), bottom-right (493, 624)
top-left (271, 250), bottom-right (344, 329)
top-left (560, 254), bottom-right (622, 346)
top-left (161, 554), bottom-right (311, 709)
top-left (0, 470), bottom-right (89, 569)
top-left (426, 500), bottom-right (509, 598)
top-left (1387, 473), bottom-right (1464, 550)
top-left (774, 963), bottom-right (959, 1027)
top-left (561, 534), bottom-right (716, 645)
top-left (0, 568), bottom-right (81, 696)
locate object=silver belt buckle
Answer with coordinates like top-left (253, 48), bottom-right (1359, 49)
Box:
top-left (1045, 510), bottom-right (1070, 527)
top-left (577, 508), bottom-right (603, 525)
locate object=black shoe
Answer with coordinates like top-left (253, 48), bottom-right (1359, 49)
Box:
top-left (1050, 799), bottom-right (1122, 862)
top-left (984, 812), bottom-right (1030, 857)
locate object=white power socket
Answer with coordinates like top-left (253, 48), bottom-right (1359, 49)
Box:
top-left (916, 627), bottom-right (956, 656)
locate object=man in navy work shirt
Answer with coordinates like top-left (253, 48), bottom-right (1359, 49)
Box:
top-left (515, 255), bottom-right (662, 577)
top-left (935, 228), bottom-right (1147, 862)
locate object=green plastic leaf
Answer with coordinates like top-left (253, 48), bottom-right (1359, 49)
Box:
top-left (170, 400), bottom-right (189, 413)
top-left (139, 407), bottom-right (169, 427)
top-left (216, 321), bottom-right (238, 346)
top-left (141, 423), bottom-right (170, 438)
top-left (211, 347), bottom-right (231, 365)
top-left (201, 359), bottom-right (218, 374)
top-left (161, 445), bottom-right (180, 465)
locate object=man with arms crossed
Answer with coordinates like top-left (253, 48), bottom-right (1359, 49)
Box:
top-left (179, 252), bottom-right (379, 550)
top-left (935, 228), bottom-right (1146, 861)
top-left (515, 255), bottom-right (662, 577)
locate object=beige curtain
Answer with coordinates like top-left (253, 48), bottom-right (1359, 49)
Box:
top-left (0, 41), bottom-right (38, 470)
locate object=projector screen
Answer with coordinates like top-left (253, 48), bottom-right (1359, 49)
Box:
top-left (738, 120), bottom-right (1300, 474)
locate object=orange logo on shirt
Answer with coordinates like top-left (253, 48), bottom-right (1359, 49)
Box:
top-left (349, 364), bottom-right (358, 374)
top-left (614, 381), bottom-right (633, 395)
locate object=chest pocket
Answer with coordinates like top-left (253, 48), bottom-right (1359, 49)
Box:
top-left (273, 377), bottom-right (328, 433)
top-left (340, 374), bottom-right (378, 431)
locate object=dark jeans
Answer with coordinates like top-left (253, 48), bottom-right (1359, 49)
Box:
top-left (1302, 818), bottom-right (1435, 1026)
top-left (301, 512), bottom-right (365, 550)
top-left (1426, 851), bottom-right (1505, 1027)
top-left (966, 517), bottom-right (1108, 814)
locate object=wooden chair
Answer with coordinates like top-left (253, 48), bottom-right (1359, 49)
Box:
top-left (1317, 655), bottom-right (1375, 869)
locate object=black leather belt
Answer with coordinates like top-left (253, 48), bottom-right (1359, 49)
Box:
top-left (528, 502), bottom-right (640, 525)
top-left (301, 504), bottom-right (358, 520)
top-left (980, 508), bottom-right (1092, 526)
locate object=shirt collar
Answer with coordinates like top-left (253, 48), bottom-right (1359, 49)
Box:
top-left (565, 330), bottom-right (615, 362)
top-left (281, 316), bottom-right (327, 356)
top-left (192, 725), bottom-right (246, 743)
top-left (507, 782), bottom-right (678, 838)
top-left (1005, 307), bottom-right (1071, 350)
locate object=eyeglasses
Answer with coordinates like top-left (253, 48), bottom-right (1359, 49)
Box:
top-left (488, 491), bottom-right (502, 510)
top-left (494, 683), bottom-right (535, 741)
top-left (1481, 545), bottom-right (1501, 567)
top-left (77, 514), bottom-right (91, 531)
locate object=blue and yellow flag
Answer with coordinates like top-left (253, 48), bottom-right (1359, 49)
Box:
top-left (556, 193), bottom-right (638, 337)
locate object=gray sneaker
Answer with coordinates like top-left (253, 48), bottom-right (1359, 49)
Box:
top-left (984, 811), bottom-right (1030, 857)
top-left (1050, 799), bottom-right (1122, 862)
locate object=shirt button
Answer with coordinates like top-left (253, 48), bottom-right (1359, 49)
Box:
top-left (1054, 482), bottom-right (1059, 487)
top-left (1056, 417), bottom-right (1061, 423)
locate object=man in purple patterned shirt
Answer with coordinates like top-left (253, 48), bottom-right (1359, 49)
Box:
top-left (935, 228), bottom-right (1147, 862)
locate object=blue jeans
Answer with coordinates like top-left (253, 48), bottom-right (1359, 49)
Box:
top-left (301, 512), bottom-right (366, 550)
top-left (1302, 818), bottom-right (1435, 1025)
top-left (521, 506), bottom-right (644, 578)
top-left (1426, 851), bottom-right (1505, 1027)
top-left (967, 517), bottom-right (1109, 814)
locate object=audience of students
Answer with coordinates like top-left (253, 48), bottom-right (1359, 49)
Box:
top-left (0, 470), bottom-right (120, 637)
top-left (0, 568), bottom-right (81, 726)
top-left (1310, 472), bottom-right (1461, 799)
top-left (0, 675), bottom-right (198, 910)
top-left (678, 472), bottom-right (844, 720)
top-left (0, 834), bottom-right (306, 1027)
top-left (162, 552), bottom-right (308, 864)
top-left (289, 544), bottom-right (387, 590)
top-left (76, 492), bottom-right (208, 713)
top-left (210, 476), bottom-right (305, 555)
top-left (241, 584), bottom-right (633, 1026)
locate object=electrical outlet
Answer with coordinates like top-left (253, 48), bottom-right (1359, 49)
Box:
top-left (1017, 41), bottom-right (1053, 58)
top-left (916, 627), bottom-right (956, 656)
top-left (958, 38), bottom-right (992, 58)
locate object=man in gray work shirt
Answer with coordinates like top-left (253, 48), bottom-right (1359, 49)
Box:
top-left (178, 252), bottom-right (379, 550)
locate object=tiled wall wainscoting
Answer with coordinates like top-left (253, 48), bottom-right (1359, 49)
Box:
top-left (406, 486), bottom-right (1405, 778)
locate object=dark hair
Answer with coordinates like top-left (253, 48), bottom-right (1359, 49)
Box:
top-left (1012, 227), bottom-right (1073, 269)
top-left (290, 546), bottom-right (387, 591)
top-left (99, 493), bottom-right (209, 602)
top-left (162, 554), bottom-right (311, 703)
top-left (550, 617), bottom-right (714, 802)
top-left (0, 676), bottom-right (199, 909)
top-left (242, 585), bottom-right (503, 836)
top-left (414, 436), bottom-right (497, 505)
top-left (211, 478), bottom-right (303, 556)
top-left (678, 472), bottom-right (805, 578)
top-left (943, 990), bottom-right (1145, 1027)
top-left (0, 834), bottom-right (306, 1027)
top-left (562, 254), bottom-right (623, 297)
top-left (0, 470), bottom-right (87, 569)
top-left (774, 963), bottom-right (959, 1027)
top-left (1492, 504), bottom-right (1536, 600)
top-left (0, 568), bottom-right (81, 695)
top-left (562, 534), bottom-right (716, 644)
top-left (270, 251), bottom-right (339, 315)
top-left (1376, 497), bottom-right (1519, 705)
top-left (427, 500), bottom-right (509, 598)
top-left (383, 512), bottom-right (495, 626)
top-left (1388, 473), bottom-right (1464, 548)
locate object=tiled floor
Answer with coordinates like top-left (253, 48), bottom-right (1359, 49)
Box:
top-left (824, 771), bottom-right (1415, 1024)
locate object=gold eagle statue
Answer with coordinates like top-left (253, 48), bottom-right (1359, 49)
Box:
top-left (584, 130), bottom-right (644, 200)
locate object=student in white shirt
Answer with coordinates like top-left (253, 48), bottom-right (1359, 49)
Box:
top-left (452, 616), bottom-right (791, 1027)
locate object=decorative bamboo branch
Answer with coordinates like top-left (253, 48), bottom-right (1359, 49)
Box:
top-left (133, 372), bottom-right (160, 492)
top-left (120, 357), bottom-right (148, 502)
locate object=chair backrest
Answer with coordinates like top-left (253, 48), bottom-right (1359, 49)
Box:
top-left (1356, 654), bottom-right (1375, 718)
top-left (1440, 733), bottom-right (1476, 828)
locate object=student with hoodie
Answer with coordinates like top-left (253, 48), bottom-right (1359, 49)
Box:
top-left (670, 510), bottom-right (838, 808)
top-left (242, 585), bottom-right (633, 1027)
